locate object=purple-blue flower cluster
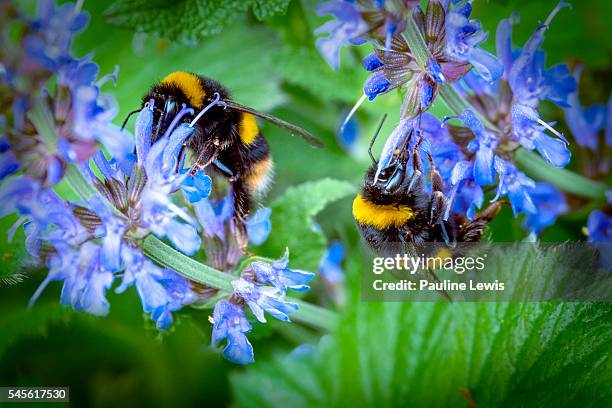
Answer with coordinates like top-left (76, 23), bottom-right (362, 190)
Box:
top-left (1, 0), bottom-right (279, 337)
top-left (320, 0), bottom-right (502, 123)
top-left (1, 97), bottom-right (224, 329)
top-left (1, 0), bottom-right (325, 369)
top-left (0, 0), bottom-right (133, 186)
top-left (317, 0), bottom-right (582, 236)
top-left (212, 253), bottom-right (314, 364)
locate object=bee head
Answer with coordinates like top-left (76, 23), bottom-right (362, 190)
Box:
top-left (145, 91), bottom-right (189, 140)
top-left (361, 132), bottom-right (425, 207)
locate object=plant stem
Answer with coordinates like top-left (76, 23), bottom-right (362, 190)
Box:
top-left (143, 235), bottom-right (337, 330)
top-left (28, 96), bottom-right (57, 149)
top-left (513, 149), bottom-right (606, 199)
top-left (64, 163), bottom-right (337, 330)
top-left (65, 164), bottom-right (99, 199)
top-left (404, 14), bottom-right (428, 67)
top-left (437, 83), bottom-right (497, 130)
top-left (142, 235), bottom-right (233, 292)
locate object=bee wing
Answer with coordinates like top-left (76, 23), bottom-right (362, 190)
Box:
top-left (222, 100), bottom-right (324, 148)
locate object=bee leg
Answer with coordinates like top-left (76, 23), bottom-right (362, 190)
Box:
top-left (230, 179), bottom-right (252, 253)
top-left (475, 200), bottom-right (507, 221)
top-left (193, 139), bottom-right (219, 172)
top-left (406, 136), bottom-right (425, 192)
top-left (427, 154), bottom-right (444, 194)
top-left (412, 136), bottom-right (424, 173)
top-left (459, 200), bottom-right (506, 242)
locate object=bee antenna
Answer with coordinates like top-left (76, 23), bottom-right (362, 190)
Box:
top-left (368, 113), bottom-right (388, 164)
top-left (120, 108), bottom-right (142, 131)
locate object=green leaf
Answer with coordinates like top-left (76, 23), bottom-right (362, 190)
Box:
top-left (0, 303), bottom-right (72, 357)
top-left (0, 218), bottom-right (32, 286)
top-left (259, 179), bottom-right (355, 271)
top-left (75, 2), bottom-right (286, 116)
top-left (232, 246), bottom-right (612, 407)
top-left (104, 0), bottom-right (291, 44)
top-left (273, 45), bottom-right (367, 103)
top-left (251, 0), bottom-right (291, 20)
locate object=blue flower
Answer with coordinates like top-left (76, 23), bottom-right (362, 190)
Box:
top-left (57, 56), bottom-right (100, 90)
top-left (117, 246), bottom-right (200, 330)
top-left (193, 195), bottom-right (233, 241)
top-left (522, 183), bottom-right (568, 235)
top-left (0, 176), bottom-right (88, 254)
top-left (88, 196), bottom-right (126, 272)
top-left (137, 119), bottom-right (201, 255)
top-left (446, 160), bottom-right (484, 220)
top-left (337, 112), bottom-right (359, 152)
top-left (419, 76), bottom-right (436, 111)
top-left (427, 58), bottom-right (447, 84)
top-left (250, 255), bottom-right (315, 294)
top-left (445, 7), bottom-right (503, 82)
top-left (72, 86), bottom-right (135, 162)
top-left (587, 210), bottom-right (612, 243)
top-left (374, 117), bottom-right (422, 184)
top-left (493, 157), bottom-right (536, 216)
top-left (56, 242), bottom-right (114, 317)
top-left (245, 207), bottom-right (272, 245)
top-left (506, 2), bottom-right (575, 108)
top-left (363, 53), bottom-right (384, 72)
top-left (232, 278), bottom-right (299, 323)
top-left (23, 0), bottom-right (89, 71)
top-left (607, 96), bottom-right (612, 147)
top-left (564, 67), bottom-right (607, 151)
top-left (315, 1), bottom-right (368, 70)
top-left (315, 0), bottom-right (414, 70)
top-left (0, 137), bottom-right (19, 180)
top-left (212, 300), bottom-right (254, 364)
top-left (180, 169), bottom-right (212, 203)
top-left (364, 71), bottom-right (392, 100)
top-left (460, 110), bottom-right (498, 185)
top-left (319, 240), bottom-right (345, 285)
top-left (511, 104), bottom-right (570, 167)
top-left (140, 185), bottom-right (201, 255)
top-left (419, 113), bottom-right (465, 182)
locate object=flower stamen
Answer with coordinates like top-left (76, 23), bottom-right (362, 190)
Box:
top-left (190, 92), bottom-right (221, 128)
top-left (340, 94), bottom-right (367, 134)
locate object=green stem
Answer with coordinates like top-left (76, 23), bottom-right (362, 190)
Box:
top-left (403, 14), bottom-right (607, 200)
top-left (28, 96), bottom-right (57, 149)
top-left (143, 235), bottom-right (337, 331)
top-left (404, 14), bottom-right (428, 67)
top-left (437, 83), bottom-right (497, 130)
top-left (513, 149), bottom-right (607, 199)
top-left (65, 164), bottom-right (99, 199)
top-left (64, 163), bottom-right (337, 330)
top-left (64, 163), bottom-right (123, 216)
top-left (142, 235), bottom-right (234, 292)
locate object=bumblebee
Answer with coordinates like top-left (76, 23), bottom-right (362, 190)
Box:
top-left (130, 71), bottom-right (323, 250)
top-left (352, 115), bottom-right (502, 255)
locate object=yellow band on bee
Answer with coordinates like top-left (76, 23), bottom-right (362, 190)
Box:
top-left (352, 194), bottom-right (415, 229)
top-left (161, 71), bottom-right (206, 109)
top-left (239, 113), bottom-right (259, 145)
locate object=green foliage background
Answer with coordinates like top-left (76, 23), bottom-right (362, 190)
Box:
top-left (0, 0), bottom-right (611, 406)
